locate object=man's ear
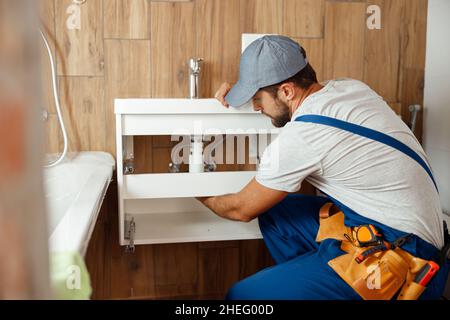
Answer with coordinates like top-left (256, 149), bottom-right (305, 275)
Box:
top-left (278, 83), bottom-right (295, 101)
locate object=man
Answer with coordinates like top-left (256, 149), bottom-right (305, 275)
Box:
top-left (196, 35), bottom-right (449, 299)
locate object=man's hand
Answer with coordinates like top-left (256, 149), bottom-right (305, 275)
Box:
top-left (195, 178), bottom-right (288, 222)
top-left (214, 82), bottom-right (232, 108)
top-left (195, 196), bottom-right (209, 205)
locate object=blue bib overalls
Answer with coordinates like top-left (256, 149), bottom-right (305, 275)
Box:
top-left (226, 115), bottom-right (450, 300)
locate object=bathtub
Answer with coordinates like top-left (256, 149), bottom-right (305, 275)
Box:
top-left (44, 152), bottom-right (115, 256)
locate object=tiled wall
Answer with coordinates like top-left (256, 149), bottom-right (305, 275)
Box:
top-left (40, 0), bottom-right (429, 299)
top-left (41, 0), bottom-right (428, 162)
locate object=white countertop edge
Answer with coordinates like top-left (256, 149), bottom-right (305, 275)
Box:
top-left (114, 98), bottom-right (260, 115)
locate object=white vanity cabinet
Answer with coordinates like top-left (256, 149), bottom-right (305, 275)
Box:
top-left (115, 98), bottom-right (278, 249)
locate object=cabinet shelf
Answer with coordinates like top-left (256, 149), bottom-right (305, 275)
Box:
top-left (128, 211), bottom-right (261, 245)
top-left (124, 171), bottom-right (256, 199)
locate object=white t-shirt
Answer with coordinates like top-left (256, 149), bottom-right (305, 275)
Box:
top-left (256, 79), bottom-right (445, 249)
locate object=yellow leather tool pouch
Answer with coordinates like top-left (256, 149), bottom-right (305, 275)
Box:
top-left (396, 251), bottom-right (430, 300)
top-left (397, 281), bottom-right (426, 300)
top-left (316, 202), bottom-right (429, 300)
top-left (329, 243), bottom-right (410, 300)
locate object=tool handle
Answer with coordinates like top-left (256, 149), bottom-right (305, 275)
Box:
top-left (355, 243), bottom-right (390, 264)
top-left (414, 261), bottom-right (440, 286)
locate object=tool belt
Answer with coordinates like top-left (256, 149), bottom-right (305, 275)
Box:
top-left (316, 202), bottom-right (446, 300)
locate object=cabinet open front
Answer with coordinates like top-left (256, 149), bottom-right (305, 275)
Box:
top-left (120, 172), bottom-right (262, 245)
top-left (123, 198), bottom-right (261, 245)
top-left (115, 98), bottom-right (277, 248)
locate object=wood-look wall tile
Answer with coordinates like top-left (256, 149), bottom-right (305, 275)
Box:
top-left (240, 0), bottom-right (283, 34)
top-left (150, 0), bottom-right (192, 2)
top-left (104, 40), bottom-right (151, 155)
top-left (108, 186), bottom-right (131, 299)
top-left (85, 203), bottom-right (107, 299)
top-left (388, 102), bottom-right (402, 116)
top-left (134, 136), bottom-right (153, 173)
top-left (109, 245), bottom-right (140, 298)
top-left (101, 180), bottom-right (117, 298)
top-left (152, 136), bottom-right (174, 148)
top-left (126, 246), bottom-right (156, 298)
top-left (55, 0), bottom-right (104, 76)
top-left (39, 0), bottom-right (55, 32)
top-left (154, 243), bottom-right (198, 297)
top-left (107, 183), bottom-right (156, 299)
top-left (151, 147), bottom-right (172, 173)
top-left (323, 1), bottom-right (366, 81)
top-left (239, 239), bottom-right (274, 279)
top-left (401, 0), bottom-right (428, 70)
top-left (197, 0), bottom-right (241, 98)
top-left (235, 136), bottom-right (258, 172)
top-left (398, 0), bottom-right (428, 103)
top-left (109, 255), bottom-right (132, 298)
top-left (398, 0), bottom-right (428, 141)
top-left (58, 76), bottom-right (106, 152)
top-left (150, 1), bottom-right (196, 98)
top-left (198, 240), bottom-right (239, 249)
top-left (40, 46), bottom-right (57, 115)
top-left (40, 0), bottom-right (57, 114)
top-left (198, 246), bottom-right (240, 296)
top-left (284, 0), bottom-right (325, 38)
top-left (364, 0), bottom-right (404, 102)
top-left (215, 136), bottom-right (243, 172)
top-left (44, 114), bottom-right (63, 155)
top-left (104, 0), bottom-right (150, 39)
top-left (294, 38), bottom-right (324, 82)
top-left (401, 68), bottom-right (425, 142)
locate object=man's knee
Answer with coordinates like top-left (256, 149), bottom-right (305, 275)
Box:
top-left (226, 275), bottom-right (330, 300)
top-left (225, 280), bottom-right (252, 300)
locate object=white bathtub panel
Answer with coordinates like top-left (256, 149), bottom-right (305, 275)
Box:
top-left (45, 152), bottom-right (115, 255)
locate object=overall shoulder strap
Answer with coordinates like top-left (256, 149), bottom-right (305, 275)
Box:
top-left (295, 114), bottom-right (438, 192)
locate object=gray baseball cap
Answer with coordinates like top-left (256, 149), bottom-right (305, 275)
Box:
top-left (225, 35), bottom-right (308, 107)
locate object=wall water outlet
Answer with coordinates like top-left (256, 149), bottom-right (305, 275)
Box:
top-left (189, 135), bottom-right (204, 173)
